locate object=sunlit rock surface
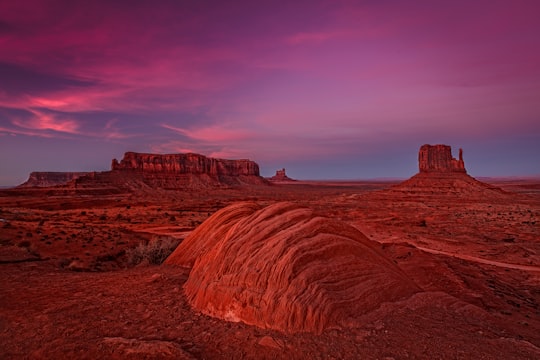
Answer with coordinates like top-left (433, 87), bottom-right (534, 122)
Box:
top-left (168, 202), bottom-right (420, 334)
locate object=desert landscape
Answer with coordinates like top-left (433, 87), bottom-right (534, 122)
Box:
top-left (2, 1), bottom-right (539, 358)
top-left (1, 145), bottom-right (539, 359)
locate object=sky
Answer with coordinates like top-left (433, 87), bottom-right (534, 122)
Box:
top-left (1, 0), bottom-right (539, 186)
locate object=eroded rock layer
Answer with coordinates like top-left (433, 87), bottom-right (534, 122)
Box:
top-left (112, 152), bottom-right (260, 176)
top-left (164, 202), bottom-right (263, 268)
top-left (106, 152), bottom-right (266, 188)
top-left (167, 202), bottom-right (420, 334)
top-left (61, 152), bottom-right (267, 191)
top-left (391, 172), bottom-right (506, 197)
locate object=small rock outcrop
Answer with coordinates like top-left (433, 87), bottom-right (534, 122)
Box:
top-left (269, 168), bottom-right (295, 182)
top-left (166, 202), bottom-right (420, 334)
top-left (18, 172), bottom-right (91, 188)
top-left (418, 144), bottom-right (466, 173)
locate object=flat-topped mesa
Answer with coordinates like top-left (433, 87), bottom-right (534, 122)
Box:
top-left (111, 152), bottom-right (260, 176)
top-left (418, 144), bottom-right (466, 173)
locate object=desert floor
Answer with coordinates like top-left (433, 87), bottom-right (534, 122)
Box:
top-left (1, 179), bottom-right (539, 359)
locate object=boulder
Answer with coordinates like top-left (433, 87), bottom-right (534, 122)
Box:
top-left (167, 202), bottom-right (420, 334)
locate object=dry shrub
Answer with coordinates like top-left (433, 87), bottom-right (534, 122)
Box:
top-left (125, 237), bottom-right (181, 266)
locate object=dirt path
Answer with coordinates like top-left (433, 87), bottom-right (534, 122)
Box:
top-left (416, 246), bottom-right (540, 273)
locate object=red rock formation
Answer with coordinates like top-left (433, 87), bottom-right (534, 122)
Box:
top-left (418, 144), bottom-right (466, 173)
top-left (166, 202), bottom-right (420, 334)
top-left (105, 152), bottom-right (266, 188)
top-left (18, 172), bottom-right (91, 188)
top-left (164, 202), bottom-right (262, 268)
top-left (63, 152), bottom-right (267, 192)
top-left (269, 168), bottom-right (295, 182)
top-left (111, 152), bottom-right (259, 176)
top-left (391, 144), bottom-right (505, 196)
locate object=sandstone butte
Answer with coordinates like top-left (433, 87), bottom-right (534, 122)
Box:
top-left (18, 152), bottom-right (267, 190)
top-left (269, 168), bottom-right (295, 182)
top-left (165, 202), bottom-right (420, 334)
top-left (107, 152), bottom-right (266, 189)
top-left (390, 144), bottom-right (506, 196)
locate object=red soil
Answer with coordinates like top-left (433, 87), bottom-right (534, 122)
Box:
top-left (1, 179), bottom-right (539, 359)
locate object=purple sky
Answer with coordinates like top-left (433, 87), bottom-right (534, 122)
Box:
top-left (1, 0), bottom-right (539, 185)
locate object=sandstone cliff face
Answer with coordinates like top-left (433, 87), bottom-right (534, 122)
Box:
top-left (418, 144), bottom-right (465, 173)
top-left (106, 152), bottom-right (265, 189)
top-left (18, 172), bottom-right (91, 188)
top-left (166, 202), bottom-right (420, 334)
top-left (111, 152), bottom-right (260, 176)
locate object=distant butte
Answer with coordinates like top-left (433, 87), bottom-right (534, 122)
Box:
top-left (17, 152), bottom-right (268, 191)
top-left (418, 144), bottom-right (466, 173)
top-left (83, 152), bottom-right (267, 190)
top-left (269, 168), bottom-right (295, 182)
top-left (111, 152), bottom-right (260, 177)
top-left (18, 172), bottom-right (91, 188)
top-left (391, 144), bottom-right (505, 196)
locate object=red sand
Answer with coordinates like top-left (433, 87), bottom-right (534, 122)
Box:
top-left (1, 178), bottom-right (539, 358)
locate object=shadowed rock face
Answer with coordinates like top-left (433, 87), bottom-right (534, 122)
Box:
top-left (419, 144), bottom-right (466, 173)
top-left (167, 202), bottom-right (420, 334)
top-left (18, 172), bottom-right (91, 187)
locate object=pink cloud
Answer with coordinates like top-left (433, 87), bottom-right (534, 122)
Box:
top-left (12, 111), bottom-right (79, 134)
top-left (0, 126), bottom-right (57, 138)
top-left (161, 123), bottom-right (254, 143)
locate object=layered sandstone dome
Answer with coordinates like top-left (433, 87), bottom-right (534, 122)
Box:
top-left (166, 202), bottom-right (420, 334)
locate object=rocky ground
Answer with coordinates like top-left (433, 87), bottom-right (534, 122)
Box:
top-left (1, 179), bottom-right (539, 359)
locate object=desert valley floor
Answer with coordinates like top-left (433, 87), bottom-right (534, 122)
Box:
top-left (1, 179), bottom-right (540, 359)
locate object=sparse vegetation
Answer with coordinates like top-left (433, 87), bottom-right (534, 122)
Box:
top-left (125, 237), bottom-right (181, 266)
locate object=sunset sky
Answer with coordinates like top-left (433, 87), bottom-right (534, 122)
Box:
top-left (1, 0), bottom-right (539, 186)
